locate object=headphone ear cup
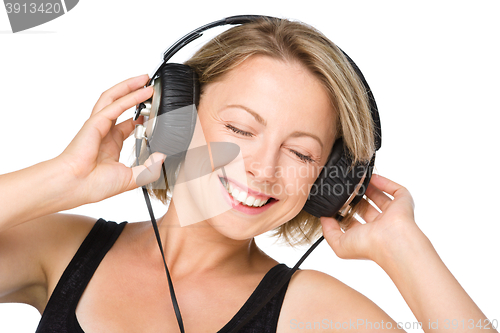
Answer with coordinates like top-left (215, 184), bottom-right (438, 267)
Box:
top-left (348, 154), bottom-right (375, 210)
top-left (303, 139), bottom-right (371, 218)
top-left (148, 63), bottom-right (200, 156)
top-left (147, 63), bottom-right (200, 188)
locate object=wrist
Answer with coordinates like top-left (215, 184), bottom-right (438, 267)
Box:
top-left (371, 221), bottom-right (488, 326)
top-left (372, 221), bottom-right (433, 270)
top-left (0, 157), bottom-right (85, 230)
top-left (48, 156), bottom-right (87, 209)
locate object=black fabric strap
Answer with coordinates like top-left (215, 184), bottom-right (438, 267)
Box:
top-left (229, 216), bottom-right (347, 331)
top-left (35, 219), bottom-right (126, 333)
top-left (228, 235), bottom-right (325, 332)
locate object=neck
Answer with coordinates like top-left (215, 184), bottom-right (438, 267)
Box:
top-left (148, 200), bottom-right (266, 278)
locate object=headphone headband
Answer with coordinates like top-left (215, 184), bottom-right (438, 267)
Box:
top-left (142, 15), bottom-right (276, 95)
top-left (163, 16), bottom-right (274, 62)
top-left (135, 15), bottom-right (381, 153)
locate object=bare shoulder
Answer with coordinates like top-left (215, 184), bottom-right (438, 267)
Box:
top-left (277, 269), bottom-right (404, 332)
top-left (37, 214), bottom-right (97, 267)
top-left (0, 213), bottom-right (97, 312)
top-left (35, 214), bottom-right (99, 300)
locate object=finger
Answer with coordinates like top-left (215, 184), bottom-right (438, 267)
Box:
top-left (91, 74), bottom-right (150, 116)
top-left (365, 181), bottom-right (392, 211)
top-left (320, 216), bottom-right (344, 251)
top-left (89, 85), bottom-right (153, 140)
top-left (321, 216), bottom-right (362, 259)
top-left (359, 198), bottom-right (381, 222)
top-left (342, 216), bottom-right (363, 230)
top-left (370, 174), bottom-right (408, 199)
top-left (131, 152), bottom-right (167, 188)
top-left (112, 117), bottom-right (141, 143)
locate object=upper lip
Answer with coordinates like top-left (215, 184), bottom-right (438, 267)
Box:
top-left (220, 176), bottom-right (276, 200)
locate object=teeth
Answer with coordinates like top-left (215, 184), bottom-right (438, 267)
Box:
top-left (245, 196), bottom-right (255, 206)
top-left (221, 178), bottom-right (269, 207)
top-left (262, 199), bottom-right (268, 205)
top-left (237, 191), bottom-right (247, 203)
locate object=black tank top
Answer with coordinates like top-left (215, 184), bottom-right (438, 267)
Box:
top-left (36, 219), bottom-right (292, 333)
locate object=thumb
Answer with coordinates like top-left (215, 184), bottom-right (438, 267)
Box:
top-left (320, 216), bottom-right (347, 258)
top-left (132, 152), bottom-right (167, 187)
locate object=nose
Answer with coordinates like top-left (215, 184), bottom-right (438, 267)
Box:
top-left (245, 143), bottom-right (279, 185)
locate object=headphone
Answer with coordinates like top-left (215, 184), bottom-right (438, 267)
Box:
top-left (133, 14), bottom-right (381, 219)
top-left (132, 15), bottom-right (382, 333)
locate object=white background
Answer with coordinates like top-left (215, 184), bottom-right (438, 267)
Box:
top-left (1, 1), bottom-right (499, 332)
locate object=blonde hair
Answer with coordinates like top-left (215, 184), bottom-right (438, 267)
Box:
top-left (144, 17), bottom-right (375, 245)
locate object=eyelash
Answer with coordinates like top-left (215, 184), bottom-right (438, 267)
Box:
top-left (225, 124), bottom-right (316, 163)
top-left (225, 124), bottom-right (253, 137)
top-left (292, 151), bottom-right (315, 163)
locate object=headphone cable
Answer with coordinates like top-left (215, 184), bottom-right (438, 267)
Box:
top-left (136, 138), bottom-right (186, 333)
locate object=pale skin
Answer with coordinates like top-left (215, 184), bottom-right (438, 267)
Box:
top-left (0, 55), bottom-right (494, 333)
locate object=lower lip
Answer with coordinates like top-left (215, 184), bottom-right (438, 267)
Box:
top-left (218, 179), bottom-right (277, 215)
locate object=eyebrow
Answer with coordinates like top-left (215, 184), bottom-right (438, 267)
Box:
top-left (224, 104), bottom-right (324, 149)
top-left (290, 131), bottom-right (324, 149)
top-left (225, 104), bottom-right (267, 126)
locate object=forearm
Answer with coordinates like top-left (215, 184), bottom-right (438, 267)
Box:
top-left (0, 157), bottom-right (80, 232)
top-left (376, 224), bottom-right (496, 333)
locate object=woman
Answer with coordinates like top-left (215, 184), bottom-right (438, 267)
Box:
top-left (0, 17), bottom-right (494, 332)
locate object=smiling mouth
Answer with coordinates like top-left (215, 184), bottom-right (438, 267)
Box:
top-left (219, 177), bottom-right (276, 207)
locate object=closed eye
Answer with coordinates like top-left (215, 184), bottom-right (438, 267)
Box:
top-left (225, 124), bottom-right (253, 137)
top-left (225, 124), bottom-right (315, 163)
top-left (291, 150), bottom-right (315, 163)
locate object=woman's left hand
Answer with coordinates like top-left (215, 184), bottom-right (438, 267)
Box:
top-left (320, 174), bottom-right (420, 263)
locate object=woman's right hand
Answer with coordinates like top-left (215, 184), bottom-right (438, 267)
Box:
top-left (0, 75), bottom-right (168, 307)
top-left (57, 74), bottom-right (166, 205)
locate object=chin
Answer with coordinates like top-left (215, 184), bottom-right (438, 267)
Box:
top-left (206, 206), bottom-right (297, 242)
